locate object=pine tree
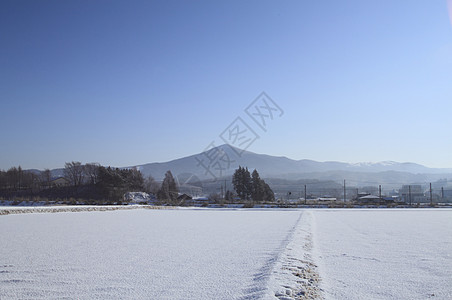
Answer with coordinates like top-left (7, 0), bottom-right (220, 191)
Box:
top-left (157, 170), bottom-right (179, 204)
top-left (232, 166), bottom-right (252, 201)
top-left (251, 169), bottom-right (264, 203)
top-left (263, 182), bottom-right (275, 202)
top-left (243, 167), bottom-right (251, 200)
top-left (233, 167), bottom-right (275, 203)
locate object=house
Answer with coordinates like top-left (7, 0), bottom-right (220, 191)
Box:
top-left (50, 177), bottom-right (69, 187)
top-left (381, 196), bottom-right (395, 204)
top-left (357, 192), bottom-right (371, 198)
top-left (192, 196), bottom-right (210, 206)
top-left (318, 197), bottom-right (337, 202)
top-left (177, 193), bottom-right (193, 205)
top-left (357, 195), bottom-right (381, 204)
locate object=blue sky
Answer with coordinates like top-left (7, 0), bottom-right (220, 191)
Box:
top-left (1, 0), bottom-right (452, 170)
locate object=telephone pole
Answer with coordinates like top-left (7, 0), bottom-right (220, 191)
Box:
top-left (304, 184), bottom-right (307, 205)
top-left (343, 180), bottom-right (346, 202)
top-left (224, 180), bottom-right (227, 199)
top-left (409, 185), bottom-right (412, 206)
top-left (430, 183), bottom-right (433, 206)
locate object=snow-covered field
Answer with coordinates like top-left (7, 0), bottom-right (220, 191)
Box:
top-left (313, 209), bottom-right (452, 299)
top-left (0, 208), bottom-right (315, 299)
top-left (1, 208), bottom-right (451, 299)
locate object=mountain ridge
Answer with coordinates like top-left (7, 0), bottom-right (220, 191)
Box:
top-left (128, 144), bottom-right (452, 182)
top-left (37, 144), bottom-right (452, 187)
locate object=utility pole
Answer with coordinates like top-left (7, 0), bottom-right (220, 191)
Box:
top-left (430, 183), bottom-right (433, 206)
top-left (379, 185), bottom-right (382, 199)
top-left (304, 184), bottom-right (307, 205)
top-left (224, 180), bottom-right (227, 199)
top-left (409, 185), bottom-right (412, 206)
top-left (343, 180), bottom-right (346, 202)
top-left (442, 187), bottom-right (444, 199)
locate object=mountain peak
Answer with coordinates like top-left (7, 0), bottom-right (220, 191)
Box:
top-left (123, 147), bottom-right (452, 184)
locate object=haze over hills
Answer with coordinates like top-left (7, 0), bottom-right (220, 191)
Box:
top-left (126, 144), bottom-right (452, 186)
top-left (39, 144), bottom-right (452, 189)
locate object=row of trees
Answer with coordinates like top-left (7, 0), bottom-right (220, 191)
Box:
top-left (96, 166), bottom-right (145, 200)
top-left (0, 162), bottom-right (149, 202)
top-left (232, 166), bottom-right (274, 203)
top-left (0, 166), bottom-right (52, 191)
top-left (0, 162), bottom-right (183, 204)
top-left (0, 163), bottom-right (104, 192)
top-left (1, 163), bottom-right (275, 205)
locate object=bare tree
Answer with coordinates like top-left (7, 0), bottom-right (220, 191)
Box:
top-left (84, 163), bottom-right (100, 185)
top-left (144, 175), bottom-right (160, 195)
top-left (6, 167), bottom-right (18, 190)
top-left (64, 161), bottom-right (84, 187)
top-left (41, 169), bottom-right (52, 189)
top-left (17, 166), bottom-right (23, 190)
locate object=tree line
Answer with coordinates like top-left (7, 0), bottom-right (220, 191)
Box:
top-left (0, 162), bottom-right (158, 203)
top-left (1, 163), bottom-right (275, 206)
top-left (0, 166), bottom-right (44, 191)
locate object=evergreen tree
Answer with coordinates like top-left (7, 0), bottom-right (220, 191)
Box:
top-left (97, 166), bottom-right (145, 200)
top-left (263, 182), bottom-right (275, 202)
top-left (243, 167), bottom-right (251, 200)
top-left (251, 169), bottom-right (264, 203)
top-left (233, 167), bottom-right (275, 203)
top-left (232, 166), bottom-right (252, 201)
top-left (157, 170), bottom-right (179, 204)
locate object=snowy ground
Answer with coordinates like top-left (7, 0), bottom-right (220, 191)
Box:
top-left (1, 208), bottom-right (451, 299)
top-left (0, 205), bottom-right (171, 215)
top-left (0, 208), bottom-right (316, 299)
top-left (313, 209), bottom-right (452, 299)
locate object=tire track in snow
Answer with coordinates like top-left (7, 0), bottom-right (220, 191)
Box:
top-left (239, 211), bottom-right (305, 300)
top-left (268, 210), bottom-right (323, 300)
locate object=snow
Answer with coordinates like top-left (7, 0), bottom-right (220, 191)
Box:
top-left (123, 192), bottom-right (153, 203)
top-left (1, 207), bottom-right (451, 299)
top-left (0, 208), bottom-right (308, 299)
top-left (313, 209), bottom-right (452, 299)
top-left (350, 161), bottom-right (397, 167)
top-left (0, 205), bottom-right (167, 215)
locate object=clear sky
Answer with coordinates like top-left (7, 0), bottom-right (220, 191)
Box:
top-left (1, 0), bottom-right (452, 170)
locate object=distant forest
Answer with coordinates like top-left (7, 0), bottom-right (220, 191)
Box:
top-left (0, 162), bottom-right (274, 206)
top-left (0, 162), bottom-right (154, 204)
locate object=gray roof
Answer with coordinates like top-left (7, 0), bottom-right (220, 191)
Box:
top-left (359, 195), bottom-right (380, 200)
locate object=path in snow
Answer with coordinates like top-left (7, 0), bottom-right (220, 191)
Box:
top-left (313, 209), bottom-right (452, 299)
top-left (0, 208), bottom-right (316, 299)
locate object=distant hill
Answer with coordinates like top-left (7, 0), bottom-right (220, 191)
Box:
top-left (35, 144), bottom-right (451, 188)
top-left (126, 144), bottom-right (452, 187)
